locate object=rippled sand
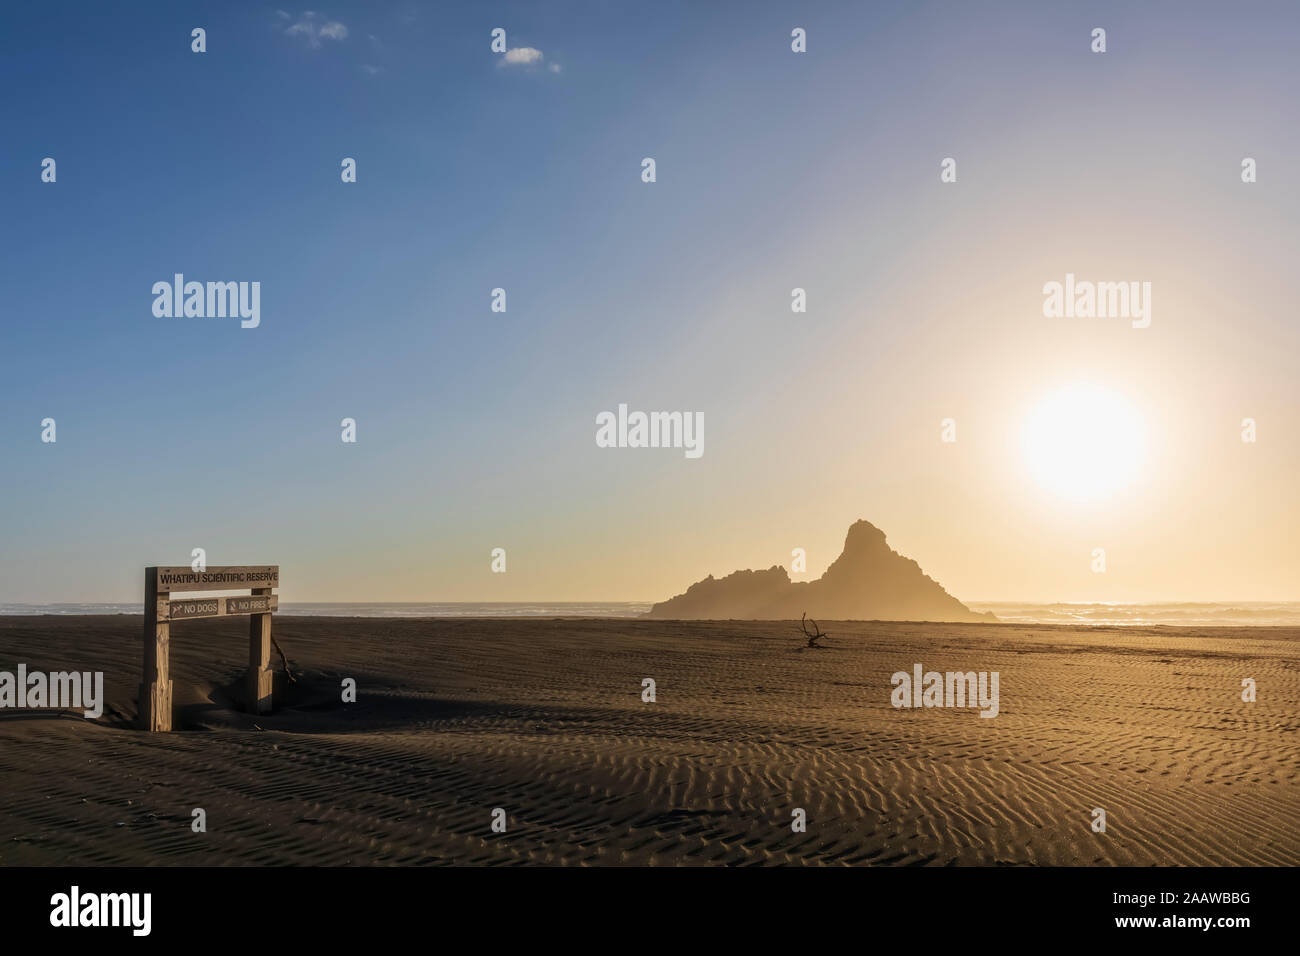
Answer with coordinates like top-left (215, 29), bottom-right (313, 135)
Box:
top-left (1, 616), bottom-right (1296, 865)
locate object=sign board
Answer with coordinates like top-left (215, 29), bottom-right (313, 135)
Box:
top-left (154, 566), bottom-right (280, 592)
top-left (165, 594), bottom-right (279, 621)
top-left (140, 564), bottom-right (280, 732)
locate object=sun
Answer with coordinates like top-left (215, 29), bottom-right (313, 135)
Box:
top-left (1022, 384), bottom-right (1145, 502)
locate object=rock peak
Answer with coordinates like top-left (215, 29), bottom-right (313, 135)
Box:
top-left (644, 520), bottom-right (992, 623)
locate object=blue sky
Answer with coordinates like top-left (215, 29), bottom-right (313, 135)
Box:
top-left (3, 1), bottom-right (1298, 603)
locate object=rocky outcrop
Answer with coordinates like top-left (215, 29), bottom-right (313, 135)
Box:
top-left (644, 520), bottom-right (992, 623)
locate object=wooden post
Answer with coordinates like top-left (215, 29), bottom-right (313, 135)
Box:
top-left (246, 587), bottom-right (273, 714)
top-left (139, 568), bottom-right (173, 731)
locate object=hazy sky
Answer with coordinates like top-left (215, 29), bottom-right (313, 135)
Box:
top-left (2, 1), bottom-right (1297, 604)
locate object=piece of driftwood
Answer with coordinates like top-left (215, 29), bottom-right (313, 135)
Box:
top-left (271, 635), bottom-right (297, 683)
top-left (799, 612), bottom-right (828, 649)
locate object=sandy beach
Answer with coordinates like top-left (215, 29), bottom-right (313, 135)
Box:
top-left (0, 615), bottom-right (1296, 866)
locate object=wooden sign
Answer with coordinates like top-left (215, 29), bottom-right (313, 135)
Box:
top-left (165, 594), bottom-right (279, 621)
top-left (154, 566), bottom-right (279, 593)
top-left (140, 565), bottom-right (280, 732)
top-left (227, 595), bottom-right (275, 615)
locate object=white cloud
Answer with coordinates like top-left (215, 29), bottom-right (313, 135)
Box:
top-left (502, 46), bottom-right (543, 66)
top-left (283, 11), bottom-right (348, 48)
top-left (548, 63), bottom-right (562, 73)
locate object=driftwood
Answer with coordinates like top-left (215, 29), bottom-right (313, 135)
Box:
top-left (799, 612), bottom-right (828, 649)
top-left (271, 635), bottom-right (297, 683)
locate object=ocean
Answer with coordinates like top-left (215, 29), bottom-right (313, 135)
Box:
top-left (3, 601), bottom-right (1300, 626)
top-left (965, 602), bottom-right (1300, 627)
top-left (0, 602), bottom-right (653, 618)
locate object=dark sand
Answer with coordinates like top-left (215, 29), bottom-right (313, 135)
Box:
top-left (1, 616), bottom-right (1296, 865)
